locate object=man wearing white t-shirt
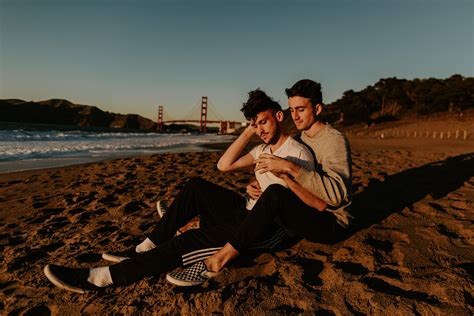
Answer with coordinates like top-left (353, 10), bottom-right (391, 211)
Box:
top-left (244, 136), bottom-right (313, 210)
top-left (43, 89), bottom-right (314, 292)
top-left (215, 89), bottom-right (314, 211)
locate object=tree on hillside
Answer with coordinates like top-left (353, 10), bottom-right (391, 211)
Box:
top-left (326, 75), bottom-right (473, 126)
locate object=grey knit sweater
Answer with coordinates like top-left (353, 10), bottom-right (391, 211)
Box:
top-left (295, 124), bottom-right (353, 227)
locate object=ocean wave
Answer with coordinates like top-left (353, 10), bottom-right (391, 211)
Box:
top-left (0, 130), bottom-right (234, 161)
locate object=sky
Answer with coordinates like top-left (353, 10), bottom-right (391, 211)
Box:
top-left (0, 0), bottom-right (472, 122)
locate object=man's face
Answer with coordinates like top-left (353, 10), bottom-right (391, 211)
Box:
top-left (288, 96), bottom-right (317, 131)
top-left (251, 109), bottom-right (280, 145)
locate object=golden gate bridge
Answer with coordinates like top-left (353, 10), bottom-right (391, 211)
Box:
top-left (156, 96), bottom-right (244, 134)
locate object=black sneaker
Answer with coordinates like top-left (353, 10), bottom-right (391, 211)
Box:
top-left (102, 248), bottom-right (137, 263)
top-left (166, 261), bottom-right (219, 286)
top-left (44, 264), bottom-right (100, 294)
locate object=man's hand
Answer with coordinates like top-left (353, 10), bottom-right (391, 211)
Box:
top-left (246, 179), bottom-right (262, 199)
top-left (255, 153), bottom-right (301, 177)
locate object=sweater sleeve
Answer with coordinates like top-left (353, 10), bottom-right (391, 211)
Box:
top-left (295, 135), bottom-right (351, 207)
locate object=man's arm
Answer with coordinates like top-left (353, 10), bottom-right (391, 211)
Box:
top-left (294, 137), bottom-right (351, 207)
top-left (217, 125), bottom-right (256, 172)
top-left (255, 136), bottom-right (351, 208)
top-left (279, 173), bottom-right (327, 211)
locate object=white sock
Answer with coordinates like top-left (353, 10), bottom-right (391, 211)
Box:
top-left (135, 237), bottom-right (156, 253)
top-left (87, 266), bottom-right (113, 287)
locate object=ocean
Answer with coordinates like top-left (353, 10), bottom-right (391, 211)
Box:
top-left (0, 130), bottom-right (235, 173)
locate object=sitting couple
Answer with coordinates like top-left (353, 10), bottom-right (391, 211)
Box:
top-left (44, 79), bottom-right (353, 293)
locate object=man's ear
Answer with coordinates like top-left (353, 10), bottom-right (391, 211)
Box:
top-left (275, 110), bottom-right (284, 122)
top-left (314, 104), bottom-right (323, 116)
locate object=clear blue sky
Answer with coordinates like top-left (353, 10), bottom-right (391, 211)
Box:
top-left (1, 0), bottom-right (472, 122)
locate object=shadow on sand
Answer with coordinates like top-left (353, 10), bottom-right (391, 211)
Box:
top-left (350, 152), bottom-right (474, 233)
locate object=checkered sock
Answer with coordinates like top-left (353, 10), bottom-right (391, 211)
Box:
top-left (135, 237), bottom-right (156, 253)
top-left (87, 266), bottom-right (113, 287)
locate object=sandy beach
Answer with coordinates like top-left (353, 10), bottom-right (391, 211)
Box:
top-left (0, 136), bottom-right (473, 315)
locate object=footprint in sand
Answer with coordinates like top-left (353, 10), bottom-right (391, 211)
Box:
top-left (7, 242), bottom-right (65, 272)
top-left (436, 224), bottom-right (460, 239)
top-left (122, 201), bottom-right (148, 214)
top-left (32, 201), bottom-right (47, 209)
top-left (333, 261), bottom-right (370, 276)
top-left (291, 257), bottom-right (325, 286)
top-left (67, 207), bottom-right (86, 216)
top-left (23, 304), bottom-right (52, 315)
top-left (75, 252), bottom-right (103, 263)
top-left (362, 276), bottom-right (440, 305)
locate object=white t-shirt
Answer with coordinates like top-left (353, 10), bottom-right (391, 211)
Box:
top-left (246, 136), bottom-right (314, 210)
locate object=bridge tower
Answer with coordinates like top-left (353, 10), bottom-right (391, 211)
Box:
top-left (157, 105), bottom-right (164, 131)
top-left (200, 96), bottom-right (208, 133)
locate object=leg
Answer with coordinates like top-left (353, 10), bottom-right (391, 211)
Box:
top-left (147, 177), bottom-right (246, 246)
top-left (229, 184), bottom-right (341, 252)
top-left (206, 184), bottom-right (342, 273)
top-left (110, 224), bottom-right (240, 286)
top-left (103, 177), bottom-right (247, 263)
top-left (44, 225), bottom-right (238, 293)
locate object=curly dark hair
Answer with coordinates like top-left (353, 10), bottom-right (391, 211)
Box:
top-left (285, 79), bottom-right (323, 105)
top-left (241, 89), bottom-right (282, 121)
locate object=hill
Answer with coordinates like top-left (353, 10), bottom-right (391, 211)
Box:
top-left (0, 99), bottom-right (158, 131)
top-left (324, 74), bottom-right (474, 126)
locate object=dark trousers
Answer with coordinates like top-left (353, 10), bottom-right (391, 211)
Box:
top-left (109, 179), bottom-right (343, 286)
top-left (110, 177), bottom-right (248, 286)
top-left (229, 184), bottom-right (344, 253)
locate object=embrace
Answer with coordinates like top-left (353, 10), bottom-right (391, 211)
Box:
top-left (44, 79), bottom-right (353, 293)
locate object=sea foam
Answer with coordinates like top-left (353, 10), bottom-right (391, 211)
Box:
top-left (0, 130), bottom-right (234, 161)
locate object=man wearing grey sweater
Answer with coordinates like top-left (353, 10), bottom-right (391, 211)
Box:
top-left (167, 79), bottom-right (353, 286)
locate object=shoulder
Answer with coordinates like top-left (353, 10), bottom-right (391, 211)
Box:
top-left (285, 136), bottom-right (314, 159)
top-left (325, 124), bottom-right (345, 138)
top-left (320, 125), bottom-right (351, 161)
top-left (250, 143), bottom-right (268, 156)
top-left (286, 136), bottom-right (309, 151)
top-left (321, 125), bottom-right (350, 148)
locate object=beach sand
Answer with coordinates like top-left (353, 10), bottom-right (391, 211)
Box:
top-left (0, 137), bottom-right (473, 315)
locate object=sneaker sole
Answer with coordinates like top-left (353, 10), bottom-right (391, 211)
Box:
top-left (156, 201), bottom-right (165, 218)
top-left (165, 273), bottom-right (206, 287)
top-left (44, 265), bottom-right (90, 294)
top-left (157, 201), bottom-right (184, 236)
top-left (101, 253), bottom-right (131, 263)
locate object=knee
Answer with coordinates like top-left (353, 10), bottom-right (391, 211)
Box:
top-left (266, 184), bottom-right (288, 195)
top-left (259, 184), bottom-right (287, 202)
top-left (186, 177), bottom-right (207, 188)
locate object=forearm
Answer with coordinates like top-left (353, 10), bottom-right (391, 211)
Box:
top-left (217, 127), bottom-right (254, 171)
top-left (284, 177), bottom-right (327, 211)
top-left (295, 136), bottom-right (351, 207)
top-left (295, 168), bottom-right (348, 207)
top-left (283, 160), bottom-right (302, 178)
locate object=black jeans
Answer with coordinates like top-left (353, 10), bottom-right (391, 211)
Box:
top-left (229, 184), bottom-right (344, 253)
top-left (110, 177), bottom-right (248, 285)
top-left (109, 179), bottom-right (343, 286)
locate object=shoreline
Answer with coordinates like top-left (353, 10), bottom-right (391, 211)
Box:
top-left (0, 142), bottom-right (234, 174)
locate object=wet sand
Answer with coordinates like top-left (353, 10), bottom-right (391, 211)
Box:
top-left (0, 137), bottom-right (473, 315)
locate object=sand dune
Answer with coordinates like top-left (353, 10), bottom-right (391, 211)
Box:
top-left (0, 138), bottom-right (473, 315)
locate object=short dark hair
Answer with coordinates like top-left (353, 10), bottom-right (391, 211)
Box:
top-left (285, 79), bottom-right (323, 105)
top-left (241, 88), bottom-right (282, 121)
